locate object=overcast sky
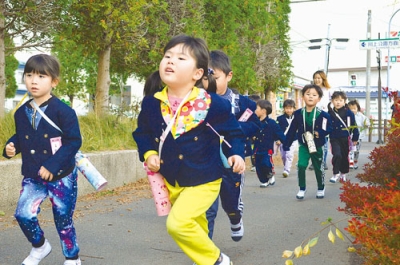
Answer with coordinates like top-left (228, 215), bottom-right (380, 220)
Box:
top-left (290, 0), bottom-right (400, 78)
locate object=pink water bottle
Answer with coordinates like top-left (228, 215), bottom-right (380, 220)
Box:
top-left (143, 163), bottom-right (171, 216)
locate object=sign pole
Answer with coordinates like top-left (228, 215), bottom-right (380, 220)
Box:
top-left (366, 10), bottom-right (371, 121)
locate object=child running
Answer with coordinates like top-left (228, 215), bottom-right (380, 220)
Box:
top-left (253, 100), bottom-right (286, 187)
top-left (202, 50), bottom-right (260, 242)
top-left (283, 84), bottom-right (332, 199)
top-left (347, 100), bottom-right (370, 169)
top-left (133, 35), bottom-right (245, 265)
top-left (328, 92), bottom-right (359, 183)
top-left (3, 54), bottom-right (82, 265)
top-left (276, 99), bottom-right (297, 178)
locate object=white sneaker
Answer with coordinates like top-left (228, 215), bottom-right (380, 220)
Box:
top-left (268, 176), bottom-right (276, 186)
top-left (231, 219), bottom-right (244, 242)
top-left (329, 174), bottom-right (340, 183)
top-left (354, 163), bottom-right (359, 170)
top-left (251, 166), bottom-right (256, 172)
top-left (260, 182), bottom-right (269, 188)
top-left (64, 258), bottom-right (81, 265)
top-left (296, 189), bottom-right (306, 199)
top-left (316, 188), bottom-right (325, 199)
top-left (215, 253), bottom-right (232, 265)
top-left (340, 174), bottom-right (347, 182)
top-left (22, 239), bottom-right (52, 265)
top-left (282, 171), bottom-right (289, 178)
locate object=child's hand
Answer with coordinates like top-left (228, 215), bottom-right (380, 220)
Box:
top-left (353, 141), bottom-right (358, 146)
top-left (276, 140), bottom-right (281, 145)
top-left (39, 166), bottom-right (53, 181)
top-left (5, 142), bottom-right (16, 157)
top-left (228, 155), bottom-right (245, 174)
top-left (146, 154), bottom-right (161, 172)
top-left (314, 131), bottom-right (319, 138)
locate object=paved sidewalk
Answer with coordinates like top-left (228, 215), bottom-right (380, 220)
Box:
top-left (0, 142), bottom-right (381, 265)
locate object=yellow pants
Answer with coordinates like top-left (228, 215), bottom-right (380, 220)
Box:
top-left (165, 178), bottom-right (222, 265)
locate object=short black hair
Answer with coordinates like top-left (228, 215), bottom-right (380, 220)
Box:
top-left (23, 54), bottom-right (60, 82)
top-left (257, 99), bottom-right (272, 115)
top-left (301, 84), bottom-right (323, 98)
top-left (209, 50), bottom-right (232, 75)
top-left (331, 91), bottom-right (347, 101)
top-left (248, 94), bottom-right (261, 102)
top-left (283, 99), bottom-right (296, 108)
top-left (348, 100), bottom-right (361, 112)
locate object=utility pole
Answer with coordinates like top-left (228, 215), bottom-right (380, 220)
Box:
top-left (365, 10), bottom-right (371, 120)
top-left (308, 24), bottom-right (348, 76)
top-left (324, 24), bottom-right (331, 75)
top-left (377, 47), bottom-right (383, 144)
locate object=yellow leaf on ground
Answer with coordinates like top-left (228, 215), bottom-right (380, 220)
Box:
top-left (282, 250), bottom-right (293, 258)
top-left (336, 228), bottom-right (344, 241)
top-left (328, 230), bottom-right (336, 244)
top-left (348, 246), bottom-right (357, 252)
top-left (294, 246), bottom-right (302, 258)
top-left (285, 259), bottom-right (294, 265)
top-left (309, 236), bottom-right (319, 247)
top-left (302, 244), bottom-right (310, 256)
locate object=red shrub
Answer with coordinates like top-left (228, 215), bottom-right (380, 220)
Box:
top-left (339, 98), bottom-right (400, 264)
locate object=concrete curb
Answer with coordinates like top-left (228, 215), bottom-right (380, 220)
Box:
top-left (0, 150), bottom-right (146, 211)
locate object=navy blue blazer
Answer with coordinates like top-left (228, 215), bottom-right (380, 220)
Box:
top-left (235, 95), bottom-right (261, 157)
top-left (253, 117), bottom-right (286, 155)
top-left (283, 108), bottom-right (332, 150)
top-left (132, 93), bottom-right (245, 187)
top-left (235, 95), bottom-right (260, 138)
top-left (3, 97), bottom-right (82, 181)
top-left (328, 106), bottom-right (359, 141)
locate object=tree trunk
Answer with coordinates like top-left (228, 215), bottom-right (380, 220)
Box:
top-left (0, 4), bottom-right (6, 118)
top-left (94, 47), bottom-right (111, 116)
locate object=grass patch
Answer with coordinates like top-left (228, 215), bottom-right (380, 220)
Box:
top-left (0, 111), bottom-right (138, 160)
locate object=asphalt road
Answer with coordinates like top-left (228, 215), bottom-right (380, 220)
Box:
top-left (0, 142), bottom-right (379, 265)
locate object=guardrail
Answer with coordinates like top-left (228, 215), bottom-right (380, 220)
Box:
top-left (368, 119), bottom-right (391, 143)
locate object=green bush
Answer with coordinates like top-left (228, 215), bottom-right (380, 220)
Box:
top-left (0, 111), bottom-right (137, 159)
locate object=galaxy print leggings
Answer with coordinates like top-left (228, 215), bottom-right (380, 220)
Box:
top-left (14, 168), bottom-right (80, 259)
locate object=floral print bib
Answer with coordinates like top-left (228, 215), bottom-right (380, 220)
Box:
top-left (160, 87), bottom-right (211, 139)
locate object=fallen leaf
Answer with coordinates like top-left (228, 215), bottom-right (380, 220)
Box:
top-left (294, 245), bottom-right (302, 258)
top-left (282, 250), bottom-right (293, 258)
top-left (328, 230), bottom-right (335, 244)
top-left (302, 244), bottom-right (310, 256)
top-left (336, 228), bottom-right (344, 241)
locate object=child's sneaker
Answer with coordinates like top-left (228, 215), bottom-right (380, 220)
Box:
top-left (268, 176), bottom-right (276, 186)
top-left (64, 258), bottom-right (82, 265)
top-left (282, 171), bottom-right (289, 178)
top-left (251, 166), bottom-right (256, 172)
top-left (316, 188), bottom-right (325, 199)
top-left (231, 218), bottom-right (244, 242)
top-left (354, 162), bottom-right (358, 170)
top-left (340, 174), bottom-right (347, 182)
top-left (329, 174), bottom-right (340, 183)
top-left (215, 253), bottom-right (232, 265)
top-left (296, 189), bottom-right (306, 200)
top-left (259, 182), bottom-right (269, 188)
top-left (22, 239), bottom-right (52, 265)
top-left (349, 161), bottom-right (354, 169)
